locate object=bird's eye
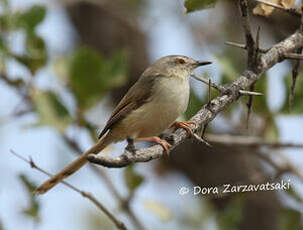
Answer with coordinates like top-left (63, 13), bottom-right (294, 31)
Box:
top-left (176, 58), bottom-right (185, 64)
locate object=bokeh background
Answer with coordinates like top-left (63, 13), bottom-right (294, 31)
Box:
top-left (1, 0), bottom-right (303, 229)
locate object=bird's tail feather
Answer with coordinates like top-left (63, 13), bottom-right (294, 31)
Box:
top-left (34, 133), bottom-right (111, 195)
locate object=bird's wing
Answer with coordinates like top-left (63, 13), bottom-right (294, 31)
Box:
top-left (98, 74), bottom-right (157, 139)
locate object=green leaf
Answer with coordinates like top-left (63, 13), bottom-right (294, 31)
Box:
top-left (19, 174), bottom-right (40, 222)
top-left (144, 200), bottom-right (172, 221)
top-left (279, 208), bottom-right (301, 230)
top-left (185, 90), bottom-right (206, 120)
top-left (280, 74), bottom-right (303, 114)
top-left (285, 186), bottom-right (303, 203)
top-left (30, 89), bottom-right (71, 132)
top-left (19, 174), bottom-right (36, 192)
top-left (68, 47), bottom-right (128, 109)
top-left (124, 165), bottom-right (144, 194)
top-left (19, 5), bottom-right (46, 31)
top-left (216, 55), bottom-right (239, 84)
top-left (0, 37), bottom-right (4, 50)
top-left (264, 117), bottom-right (279, 140)
top-left (14, 33), bottom-right (47, 74)
top-left (184, 0), bottom-right (218, 13)
top-left (217, 195), bottom-right (244, 230)
top-left (250, 73), bottom-right (269, 115)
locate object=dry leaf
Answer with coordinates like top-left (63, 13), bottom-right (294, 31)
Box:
top-left (253, 0), bottom-right (294, 16)
top-left (280, 0), bottom-right (294, 9)
top-left (253, 0), bottom-right (279, 16)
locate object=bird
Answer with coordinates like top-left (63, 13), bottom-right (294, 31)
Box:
top-left (34, 55), bottom-right (211, 194)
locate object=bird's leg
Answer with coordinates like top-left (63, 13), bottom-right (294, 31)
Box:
top-left (134, 136), bottom-right (172, 156)
top-left (126, 137), bottom-right (136, 155)
top-left (170, 121), bottom-right (196, 137)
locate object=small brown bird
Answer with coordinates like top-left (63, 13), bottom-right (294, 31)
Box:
top-left (34, 55), bottom-right (211, 194)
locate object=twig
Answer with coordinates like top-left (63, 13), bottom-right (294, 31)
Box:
top-left (255, 0), bottom-right (301, 17)
top-left (225, 41), bottom-right (268, 52)
top-left (87, 30), bottom-right (303, 168)
top-left (10, 149), bottom-right (127, 230)
top-left (191, 74), bottom-right (225, 92)
top-left (191, 74), bottom-right (263, 96)
top-left (284, 53), bottom-right (303, 60)
top-left (205, 134), bottom-right (303, 148)
top-left (226, 41), bottom-right (303, 60)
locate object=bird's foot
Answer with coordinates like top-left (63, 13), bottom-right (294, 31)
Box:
top-left (134, 136), bottom-right (172, 156)
top-left (170, 121), bottom-right (196, 137)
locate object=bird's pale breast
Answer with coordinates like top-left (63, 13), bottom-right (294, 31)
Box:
top-left (112, 76), bottom-right (190, 140)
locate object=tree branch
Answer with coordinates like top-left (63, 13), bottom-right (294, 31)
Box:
top-left (239, 0), bottom-right (256, 69)
top-left (205, 134), bottom-right (303, 148)
top-left (87, 30), bottom-right (303, 168)
top-left (226, 40), bottom-right (303, 60)
top-left (10, 150), bottom-right (127, 230)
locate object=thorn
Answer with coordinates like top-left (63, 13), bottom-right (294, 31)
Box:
top-left (29, 156), bottom-right (36, 168)
top-left (239, 90), bottom-right (263, 96)
top-left (193, 133), bottom-right (212, 147)
top-left (191, 74), bottom-right (225, 93)
top-left (246, 84), bottom-right (256, 130)
top-left (256, 26), bottom-right (261, 50)
top-left (225, 41), bottom-right (246, 49)
top-left (225, 41), bottom-right (268, 53)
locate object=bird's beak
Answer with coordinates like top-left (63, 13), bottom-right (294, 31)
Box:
top-left (196, 61), bottom-right (212, 66)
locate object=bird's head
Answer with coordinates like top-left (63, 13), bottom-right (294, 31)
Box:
top-left (152, 55), bottom-right (211, 79)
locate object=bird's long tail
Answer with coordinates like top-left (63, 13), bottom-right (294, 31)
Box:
top-left (34, 133), bottom-right (112, 195)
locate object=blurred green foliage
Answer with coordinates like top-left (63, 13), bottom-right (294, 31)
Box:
top-left (68, 47), bottom-right (129, 109)
top-left (30, 89), bottom-right (72, 132)
top-left (279, 208), bottom-right (301, 230)
top-left (144, 199), bottom-right (172, 221)
top-left (124, 165), bottom-right (144, 195)
top-left (19, 174), bottom-right (40, 222)
top-left (184, 0), bottom-right (218, 13)
top-left (0, 3), bottom-right (47, 74)
top-left (217, 195), bottom-right (244, 230)
top-left (280, 74), bottom-right (303, 114)
top-left (285, 186), bottom-right (303, 203)
top-left (84, 210), bottom-right (115, 230)
top-left (14, 33), bottom-right (47, 75)
top-left (18, 5), bottom-right (46, 31)
top-left (185, 89), bottom-right (206, 120)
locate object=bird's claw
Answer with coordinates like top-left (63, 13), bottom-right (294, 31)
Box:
top-left (171, 121), bottom-right (196, 137)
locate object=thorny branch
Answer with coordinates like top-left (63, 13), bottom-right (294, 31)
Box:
top-left (225, 41), bottom-right (303, 60)
top-left (88, 2), bottom-right (303, 168)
